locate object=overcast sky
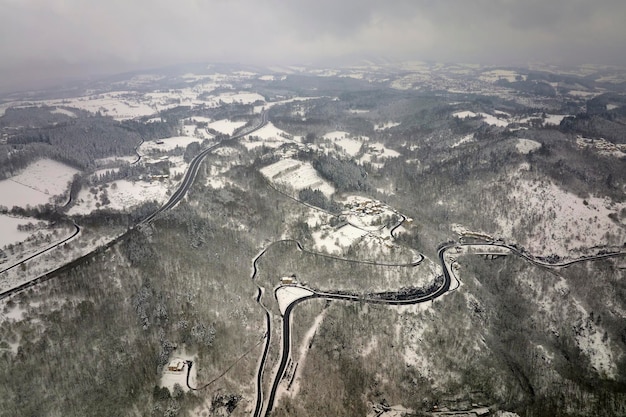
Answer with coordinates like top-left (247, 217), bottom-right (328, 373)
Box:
top-left (1, 0), bottom-right (626, 91)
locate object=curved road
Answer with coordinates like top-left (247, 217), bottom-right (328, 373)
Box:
top-left (141, 112), bottom-right (268, 224)
top-left (250, 238), bottom-right (431, 417)
top-left (260, 239), bottom-right (625, 416)
top-left (0, 112), bottom-right (268, 300)
top-left (0, 222), bottom-right (80, 275)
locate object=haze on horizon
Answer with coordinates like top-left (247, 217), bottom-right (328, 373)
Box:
top-left (1, 0), bottom-right (626, 92)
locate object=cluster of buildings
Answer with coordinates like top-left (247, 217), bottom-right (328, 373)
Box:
top-left (576, 136), bottom-right (626, 157)
top-left (343, 199), bottom-right (385, 216)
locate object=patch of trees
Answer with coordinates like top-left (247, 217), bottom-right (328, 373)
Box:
top-left (0, 106), bottom-right (88, 129)
top-left (297, 187), bottom-right (341, 213)
top-left (0, 142), bottom-right (52, 179)
top-left (312, 154), bottom-right (370, 192)
top-left (560, 113), bottom-right (626, 144)
top-left (121, 118), bottom-right (178, 140)
top-left (7, 115), bottom-right (143, 170)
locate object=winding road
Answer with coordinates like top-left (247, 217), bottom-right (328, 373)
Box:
top-left (1, 107), bottom-right (625, 417)
top-left (0, 112), bottom-right (268, 300)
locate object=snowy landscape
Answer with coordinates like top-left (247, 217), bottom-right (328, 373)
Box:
top-left (0, 60), bottom-right (625, 417)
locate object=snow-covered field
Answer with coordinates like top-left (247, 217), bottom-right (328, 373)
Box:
top-left (68, 179), bottom-right (170, 215)
top-left (0, 215), bottom-right (32, 248)
top-left (50, 107), bottom-right (77, 118)
top-left (543, 114), bottom-right (569, 126)
top-left (515, 139), bottom-right (541, 154)
top-left (311, 224), bottom-right (369, 254)
top-left (140, 136), bottom-right (201, 153)
top-left (454, 110), bottom-right (571, 130)
top-left (453, 110), bottom-right (508, 127)
top-left (334, 137), bottom-right (364, 156)
top-left (208, 119), bottom-right (246, 135)
top-left (248, 122), bottom-right (296, 142)
top-left (95, 155), bottom-right (138, 166)
top-left (0, 159), bottom-right (78, 208)
top-left (374, 121), bottom-right (400, 131)
top-left (260, 159), bottom-right (335, 197)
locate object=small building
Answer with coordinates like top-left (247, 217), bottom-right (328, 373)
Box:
top-left (280, 274), bottom-right (297, 285)
top-left (168, 359), bottom-right (185, 372)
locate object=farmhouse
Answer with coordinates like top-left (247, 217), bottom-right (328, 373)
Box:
top-left (167, 359), bottom-right (185, 372)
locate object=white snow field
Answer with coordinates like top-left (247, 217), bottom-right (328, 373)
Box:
top-left (515, 139), bottom-right (542, 154)
top-left (139, 136), bottom-right (202, 153)
top-left (260, 158), bottom-right (335, 197)
top-left (68, 180), bottom-right (170, 215)
top-left (0, 215), bottom-right (32, 248)
top-left (0, 159), bottom-right (78, 208)
top-left (208, 119), bottom-right (246, 135)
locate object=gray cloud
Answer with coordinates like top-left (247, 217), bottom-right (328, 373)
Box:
top-left (1, 0), bottom-right (625, 91)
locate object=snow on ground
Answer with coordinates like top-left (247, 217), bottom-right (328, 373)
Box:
top-left (480, 113), bottom-right (509, 127)
top-left (450, 134), bottom-right (475, 148)
top-left (279, 309), bottom-right (327, 400)
top-left (515, 139), bottom-right (542, 154)
top-left (214, 91), bottom-right (265, 105)
top-left (68, 179), bottom-right (169, 215)
top-left (185, 116), bottom-right (212, 124)
top-left (322, 131), bottom-right (351, 141)
top-left (453, 111), bottom-right (509, 127)
top-left (213, 146), bottom-right (238, 157)
top-left (258, 75), bottom-right (275, 81)
top-left (160, 352), bottom-right (196, 393)
top-left (334, 137), bottom-right (364, 156)
top-left (452, 110), bottom-right (477, 119)
top-left (54, 92), bottom-right (157, 120)
top-left (576, 136), bottom-right (626, 158)
top-left (348, 108), bottom-right (369, 114)
top-left (306, 210), bottom-right (330, 229)
top-left (496, 174), bottom-right (626, 256)
top-left (50, 107), bottom-right (77, 118)
top-left (0, 228), bottom-right (119, 293)
top-left (247, 122), bottom-right (294, 142)
top-left (564, 300), bottom-right (618, 378)
top-left (275, 286), bottom-right (314, 315)
top-left (0, 159), bottom-right (78, 208)
top-left (366, 405), bottom-right (414, 417)
top-left (311, 224), bottom-right (369, 254)
top-left (543, 114), bottom-right (569, 126)
top-left (364, 142), bottom-right (401, 158)
top-left (140, 136), bottom-right (201, 153)
top-left (208, 119), bottom-right (246, 135)
top-left (260, 158), bottom-right (335, 197)
top-left (12, 159), bottom-right (78, 196)
top-left (0, 215), bottom-right (32, 248)
top-left (91, 168), bottom-right (119, 180)
top-left (374, 121), bottom-right (400, 131)
top-left (95, 155), bottom-right (137, 166)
